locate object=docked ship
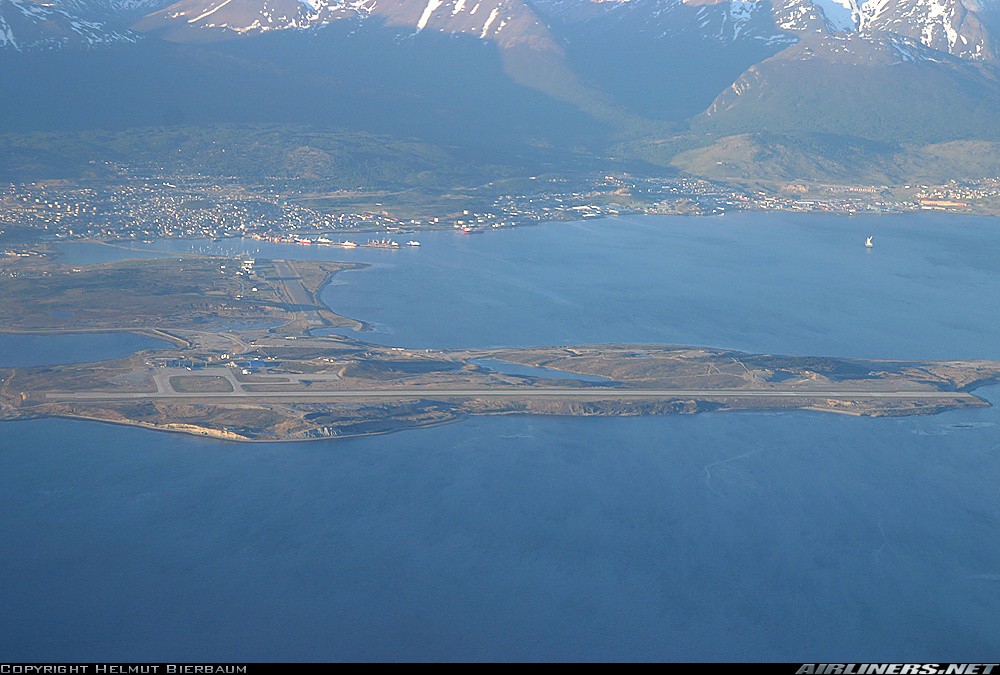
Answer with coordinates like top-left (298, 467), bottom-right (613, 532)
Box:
top-left (367, 238), bottom-right (400, 248)
top-left (340, 241), bottom-right (358, 248)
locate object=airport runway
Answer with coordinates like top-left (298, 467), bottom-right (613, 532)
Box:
top-left (46, 388), bottom-right (978, 401)
top-left (272, 259), bottom-right (325, 326)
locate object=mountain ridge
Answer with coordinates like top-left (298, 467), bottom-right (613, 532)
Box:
top-left (5, 0), bottom-right (1000, 184)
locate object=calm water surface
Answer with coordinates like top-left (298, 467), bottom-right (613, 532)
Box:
top-left (3, 212), bottom-right (997, 660)
top-left (0, 333), bottom-right (166, 367)
top-left (60, 212), bottom-right (1000, 358)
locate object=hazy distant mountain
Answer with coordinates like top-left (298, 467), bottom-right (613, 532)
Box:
top-left (531, 0), bottom-right (793, 44)
top-left (130, 0), bottom-right (639, 129)
top-left (6, 0), bottom-right (1000, 183)
top-left (528, 0), bottom-right (1000, 65)
top-left (685, 0), bottom-right (1000, 148)
top-left (131, 0), bottom-right (364, 41)
top-left (857, 0), bottom-right (999, 62)
top-left (133, 0), bottom-right (561, 48)
top-left (51, 0), bottom-right (174, 21)
top-left (0, 0), bottom-right (145, 50)
top-left (696, 30), bottom-right (1000, 142)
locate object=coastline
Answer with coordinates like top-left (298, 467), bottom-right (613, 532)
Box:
top-left (5, 384), bottom-right (992, 442)
top-left (10, 408), bottom-right (468, 444)
top-left (5, 367), bottom-right (994, 443)
top-left (34, 203), bottom-right (996, 255)
top-left (5, 219), bottom-right (1000, 443)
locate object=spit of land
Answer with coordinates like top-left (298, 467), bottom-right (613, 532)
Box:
top-left (2, 250), bottom-right (998, 441)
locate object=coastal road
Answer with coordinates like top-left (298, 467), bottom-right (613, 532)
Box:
top-left (45, 388), bottom-right (980, 401)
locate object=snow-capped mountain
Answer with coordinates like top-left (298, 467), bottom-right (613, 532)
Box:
top-left (693, 11), bottom-right (1000, 146)
top-left (531, 0), bottom-right (795, 45)
top-left (530, 0), bottom-right (999, 60)
top-left (707, 29), bottom-right (969, 122)
top-left (130, 0), bottom-right (607, 120)
top-left (770, 0), bottom-right (856, 32)
top-left (526, 0), bottom-right (875, 44)
top-left (6, 0), bottom-right (1000, 161)
top-left (773, 0), bottom-right (1000, 61)
top-left (132, 0), bottom-right (366, 40)
top-left (81, 0), bottom-right (996, 72)
top-left (858, 0), bottom-right (998, 61)
top-left (49, 0), bottom-right (174, 21)
top-left (134, 0), bottom-right (561, 51)
top-left (0, 0), bottom-right (142, 50)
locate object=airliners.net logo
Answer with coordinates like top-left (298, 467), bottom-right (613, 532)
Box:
top-left (797, 665), bottom-right (999, 674)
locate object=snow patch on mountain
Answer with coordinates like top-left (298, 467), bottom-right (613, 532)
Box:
top-left (479, 4), bottom-right (497, 35)
top-left (189, 0), bottom-right (238, 22)
top-left (0, 13), bottom-right (14, 46)
top-left (813, 0), bottom-right (858, 30)
top-left (858, 0), bottom-right (888, 24)
top-left (729, 0), bottom-right (754, 21)
top-left (416, 0), bottom-right (443, 30)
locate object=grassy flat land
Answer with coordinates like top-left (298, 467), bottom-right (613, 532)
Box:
top-left (169, 376), bottom-right (234, 393)
top-left (0, 253), bottom-right (362, 334)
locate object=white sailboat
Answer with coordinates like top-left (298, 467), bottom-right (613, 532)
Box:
top-left (865, 236), bottom-right (874, 248)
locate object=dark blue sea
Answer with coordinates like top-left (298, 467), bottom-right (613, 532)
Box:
top-left (3, 213), bottom-right (999, 661)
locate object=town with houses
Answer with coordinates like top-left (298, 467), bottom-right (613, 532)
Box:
top-left (4, 168), bottom-right (1000, 259)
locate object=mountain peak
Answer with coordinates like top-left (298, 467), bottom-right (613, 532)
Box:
top-left (0, 0), bottom-right (142, 50)
top-left (859, 0), bottom-right (998, 61)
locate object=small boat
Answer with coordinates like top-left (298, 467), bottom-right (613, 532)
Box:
top-left (865, 236), bottom-right (874, 248)
top-left (340, 241), bottom-right (358, 248)
top-left (407, 241), bottom-right (420, 246)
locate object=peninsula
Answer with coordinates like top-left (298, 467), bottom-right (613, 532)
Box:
top-left (2, 250), bottom-right (998, 441)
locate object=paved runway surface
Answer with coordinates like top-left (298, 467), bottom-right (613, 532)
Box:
top-left (47, 388), bottom-right (977, 400)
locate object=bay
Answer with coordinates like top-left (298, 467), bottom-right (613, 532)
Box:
top-left (3, 212), bottom-right (997, 661)
top-left (61, 211), bottom-right (1000, 359)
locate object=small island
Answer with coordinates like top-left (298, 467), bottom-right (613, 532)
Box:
top-left (2, 249), bottom-right (998, 441)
